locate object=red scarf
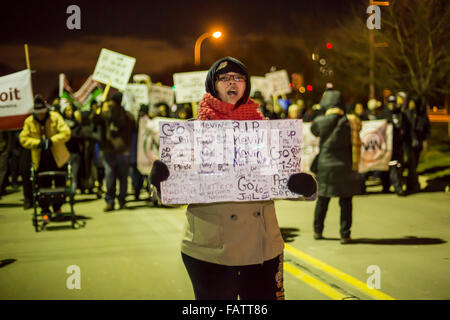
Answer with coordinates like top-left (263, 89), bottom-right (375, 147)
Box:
top-left (198, 93), bottom-right (265, 120)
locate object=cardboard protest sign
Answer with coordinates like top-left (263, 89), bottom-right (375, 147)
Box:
top-left (149, 83), bottom-right (174, 107)
top-left (265, 70), bottom-right (292, 96)
top-left (250, 76), bottom-right (274, 101)
top-left (122, 83), bottom-right (149, 118)
top-left (137, 116), bottom-right (181, 174)
top-left (133, 74), bottom-right (151, 84)
top-left (301, 122), bottom-right (320, 173)
top-left (159, 119), bottom-right (303, 204)
top-left (0, 69), bottom-right (33, 130)
top-left (92, 48), bottom-right (136, 91)
top-left (173, 71), bottom-right (208, 104)
top-left (359, 119), bottom-right (393, 173)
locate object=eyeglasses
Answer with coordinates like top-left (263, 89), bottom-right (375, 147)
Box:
top-left (217, 74), bottom-right (246, 82)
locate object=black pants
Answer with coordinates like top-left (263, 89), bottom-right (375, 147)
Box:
top-left (314, 196), bottom-right (352, 238)
top-left (406, 147), bottom-right (421, 193)
top-left (19, 149), bottom-right (32, 205)
top-left (181, 253), bottom-right (284, 300)
top-left (389, 163), bottom-right (404, 194)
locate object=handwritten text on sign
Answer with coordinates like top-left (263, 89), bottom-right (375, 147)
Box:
top-left (92, 48), bottom-right (136, 91)
top-left (159, 120), bottom-right (303, 204)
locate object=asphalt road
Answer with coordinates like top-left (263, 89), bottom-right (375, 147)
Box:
top-left (0, 185), bottom-right (449, 300)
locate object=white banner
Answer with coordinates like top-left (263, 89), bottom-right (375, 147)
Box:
top-left (265, 70), bottom-right (292, 96)
top-left (159, 119), bottom-right (303, 204)
top-left (173, 71), bottom-right (208, 104)
top-left (300, 119), bottom-right (393, 173)
top-left (92, 48), bottom-right (136, 91)
top-left (149, 83), bottom-right (174, 107)
top-left (250, 76), bottom-right (274, 101)
top-left (0, 69), bottom-right (33, 130)
top-left (359, 119), bottom-right (393, 173)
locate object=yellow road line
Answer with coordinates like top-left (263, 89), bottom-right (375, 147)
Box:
top-left (285, 244), bottom-right (395, 300)
top-left (284, 262), bottom-right (348, 300)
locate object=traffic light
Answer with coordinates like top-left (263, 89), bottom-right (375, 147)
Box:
top-left (326, 43), bottom-right (333, 49)
top-left (306, 85), bottom-right (313, 91)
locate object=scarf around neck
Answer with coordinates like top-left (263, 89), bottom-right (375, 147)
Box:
top-left (198, 93), bottom-right (265, 120)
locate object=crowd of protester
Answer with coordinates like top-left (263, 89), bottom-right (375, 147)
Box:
top-left (0, 83), bottom-right (430, 215)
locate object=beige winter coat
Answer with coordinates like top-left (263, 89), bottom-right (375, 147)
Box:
top-left (181, 200), bottom-right (285, 266)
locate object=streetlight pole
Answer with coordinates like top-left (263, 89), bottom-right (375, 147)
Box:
top-left (194, 31), bottom-right (222, 66)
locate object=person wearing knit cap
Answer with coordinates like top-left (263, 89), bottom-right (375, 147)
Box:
top-left (19, 95), bottom-right (71, 222)
top-left (151, 56), bottom-right (317, 300)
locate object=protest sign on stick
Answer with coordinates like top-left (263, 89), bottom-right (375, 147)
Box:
top-left (122, 83), bottom-right (149, 118)
top-left (265, 70), bottom-right (292, 97)
top-left (149, 83), bottom-right (174, 108)
top-left (250, 76), bottom-right (274, 101)
top-left (159, 119), bottom-right (303, 204)
top-left (173, 71), bottom-right (208, 104)
top-left (93, 48), bottom-right (136, 91)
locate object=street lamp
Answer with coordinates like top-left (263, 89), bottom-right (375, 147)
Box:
top-left (194, 30), bottom-right (222, 66)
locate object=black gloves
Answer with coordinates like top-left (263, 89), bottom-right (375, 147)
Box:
top-left (38, 138), bottom-right (53, 150)
top-left (287, 172), bottom-right (317, 197)
top-left (150, 160), bottom-right (170, 195)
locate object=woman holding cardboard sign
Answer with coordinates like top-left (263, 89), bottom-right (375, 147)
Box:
top-left (151, 57), bottom-right (316, 300)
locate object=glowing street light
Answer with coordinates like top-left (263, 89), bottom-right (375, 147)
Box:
top-left (194, 30), bottom-right (222, 66)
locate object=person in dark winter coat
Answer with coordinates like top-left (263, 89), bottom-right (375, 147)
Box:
top-left (94, 92), bottom-right (135, 211)
top-left (311, 90), bottom-right (361, 244)
top-left (404, 95), bottom-right (430, 193)
top-left (385, 95), bottom-right (410, 196)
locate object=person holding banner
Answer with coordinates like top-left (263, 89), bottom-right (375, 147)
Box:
top-left (311, 90), bottom-right (361, 244)
top-left (151, 57), bottom-right (317, 300)
top-left (19, 96), bottom-right (71, 221)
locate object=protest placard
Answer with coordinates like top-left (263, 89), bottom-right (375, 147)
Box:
top-left (92, 48), bottom-right (136, 91)
top-left (173, 71), bottom-right (208, 104)
top-left (265, 69), bottom-right (292, 96)
top-left (149, 83), bottom-right (174, 107)
top-left (301, 122), bottom-right (320, 173)
top-left (137, 116), bottom-right (181, 174)
top-left (0, 69), bottom-right (34, 130)
top-left (250, 76), bottom-right (274, 101)
top-left (159, 119), bottom-right (303, 204)
top-left (359, 119), bottom-right (393, 173)
top-left (122, 83), bottom-right (149, 118)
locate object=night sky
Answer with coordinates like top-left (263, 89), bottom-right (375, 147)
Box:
top-left (1, 0), bottom-right (365, 98)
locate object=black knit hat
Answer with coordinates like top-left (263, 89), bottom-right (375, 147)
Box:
top-left (205, 56), bottom-right (251, 106)
top-left (33, 95), bottom-right (49, 114)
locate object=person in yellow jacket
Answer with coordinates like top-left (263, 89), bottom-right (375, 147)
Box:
top-left (19, 95), bottom-right (71, 220)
